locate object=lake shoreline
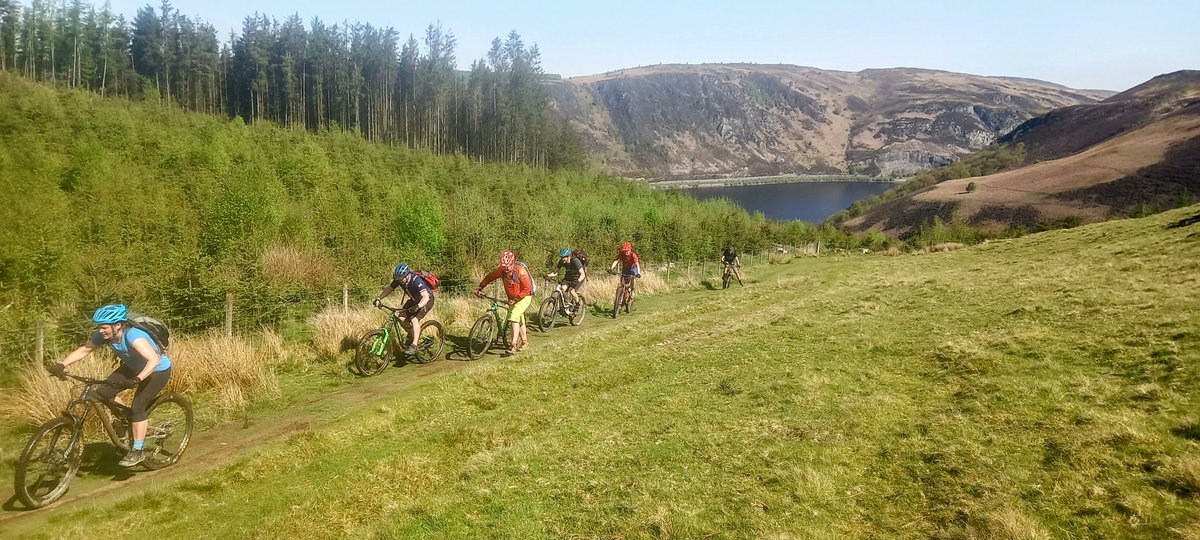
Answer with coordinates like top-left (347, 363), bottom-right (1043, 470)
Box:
top-left (647, 174), bottom-right (906, 189)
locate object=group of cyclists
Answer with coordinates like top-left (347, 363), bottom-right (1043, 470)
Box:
top-left (46, 240), bottom-right (737, 471)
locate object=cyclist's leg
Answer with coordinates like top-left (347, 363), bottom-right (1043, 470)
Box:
top-left (129, 368), bottom-right (170, 455)
top-left (508, 296), bottom-right (532, 351)
top-left (93, 368), bottom-right (135, 409)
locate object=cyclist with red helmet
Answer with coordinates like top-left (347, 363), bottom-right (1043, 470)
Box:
top-left (609, 241), bottom-right (641, 301)
top-left (475, 250), bottom-right (534, 354)
top-left (373, 263), bottom-right (435, 356)
top-left (48, 304), bottom-right (172, 468)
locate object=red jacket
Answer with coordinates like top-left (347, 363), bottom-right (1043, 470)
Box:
top-left (479, 265), bottom-right (532, 301)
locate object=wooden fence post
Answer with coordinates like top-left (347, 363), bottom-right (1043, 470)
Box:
top-left (35, 320), bottom-right (45, 365)
top-left (343, 283), bottom-right (349, 313)
top-left (225, 292), bottom-right (234, 338)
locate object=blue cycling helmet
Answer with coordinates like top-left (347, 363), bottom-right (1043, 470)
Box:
top-left (558, 247), bottom-right (571, 258)
top-left (92, 304), bottom-right (128, 324)
top-left (393, 263), bottom-right (411, 280)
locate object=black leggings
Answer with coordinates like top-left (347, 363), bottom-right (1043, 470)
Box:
top-left (95, 367), bottom-right (171, 422)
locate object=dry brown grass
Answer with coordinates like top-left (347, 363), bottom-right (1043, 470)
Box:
top-left (885, 247), bottom-right (904, 256)
top-left (261, 244), bottom-right (337, 288)
top-left (928, 242), bottom-right (966, 253)
top-left (167, 331), bottom-right (282, 411)
top-left (0, 358), bottom-right (118, 424)
top-left (1, 330), bottom-right (285, 425)
top-left (309, 307), bottom-right (380, 358)
top-left (768, 253), bottom-right (794, 264)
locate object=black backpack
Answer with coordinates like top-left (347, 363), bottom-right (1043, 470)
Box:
top-left (127, 312), bottom-right (171, 351)
top-left (572, 249), bottom-right (589, 268)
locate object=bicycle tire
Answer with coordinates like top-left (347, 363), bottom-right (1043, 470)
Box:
top-left (537, 296), bottom-right (559, 333)
top-left (355, 329), bottom-right (394, 377)
top-left (626, 288), bottom-right (636, 313)
top-left (142, 393), bottom-right (194, 470)
top-left (614, 284), bottom-right (624, 319)
top-left (569, 294), bottom-right (587, 326)
top-left (14, 416), bottom-right (82, 509)
top-left (411, 320), bottom-right (445, 364)
top-left (467, 315), bottom-right (496, 360)
top-left (723, 273), bottom-right (730, 289)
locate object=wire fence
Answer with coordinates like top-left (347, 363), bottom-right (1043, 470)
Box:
top-left (0, 245), bottom-right (810, 370)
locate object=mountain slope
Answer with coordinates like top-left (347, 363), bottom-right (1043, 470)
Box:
top-left (844, 71), bottom-right (1200, 235)
top-left (547, 64), bottom-right (1109, 179)
top-left (5, 206), bottom-right (1198, 538)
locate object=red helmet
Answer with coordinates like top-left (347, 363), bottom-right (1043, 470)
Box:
top-left (620, 241), bottom-right (632, 254)
top-left (500, 250), bottom-right (515, 270)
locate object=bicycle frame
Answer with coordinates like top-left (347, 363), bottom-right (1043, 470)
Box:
top-left (369, 304), bottom-right (413, 356)
top-left (481, 295), bottom-right (514, 336)
top-left (61, 375), bottom-right (134, 452)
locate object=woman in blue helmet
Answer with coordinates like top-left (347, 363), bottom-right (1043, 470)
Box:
top-left (48, 304), bottom-right (172, 468)
top-left (373, 263), bottom-right (435, 356)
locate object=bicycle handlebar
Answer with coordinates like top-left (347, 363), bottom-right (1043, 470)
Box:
top-left (51, 371), bottom-right (111, 386)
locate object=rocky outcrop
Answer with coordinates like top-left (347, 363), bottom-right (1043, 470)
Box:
top-left (548, 64), bottom-right (1111, 180)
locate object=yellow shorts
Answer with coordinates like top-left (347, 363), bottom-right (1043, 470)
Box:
top-left (508, 296), bottom-right (532, 323)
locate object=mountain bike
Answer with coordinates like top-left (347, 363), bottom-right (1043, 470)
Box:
top-left (354, 303), bottom-right (445, 376)
top-left (537, 276), bottom-right (586, 332)
top-left (612, 272), bottom-right (637, 319)
top-left (722, 262), bottom-right (743, 289)
top-left (467, 294), bottom-right (521, 360)
top-left (14, 372), bottom-right (193, 509)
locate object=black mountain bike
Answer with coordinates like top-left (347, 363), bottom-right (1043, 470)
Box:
top-left (354, 303), bottom-right (446, 376)
top-left (537, 277), bottom-right (586, 332)
top-left (722, 262), bottom-right (743, 289)
top-left (14, 372), bottom-right (194, 509)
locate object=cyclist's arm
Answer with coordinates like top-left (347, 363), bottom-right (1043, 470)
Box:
top-left (609, 259), bottom-right (619, 272)
top-left (415, 289), bottom-right (431, 309)
top-left (376, 285), bottom-right (396, 302)
top-left (59, 343), bottom-right (97, 368)
top-left (735, 256), bottom-right (742, 266)
top-left (477, 268), bottom-right (502, 290)
top-left (129, 337), bottom-right (161, 382)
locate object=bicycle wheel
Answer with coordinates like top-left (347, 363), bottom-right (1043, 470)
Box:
top-left (355, 329), bottom-right (394, 377)
top-left (142, 393), bottom-right (194, 470)
top-left (626, 287), bottom-right (636, 313)
top-left (412, 320), bottom-right (445, 364)
top-left (14, 416), bottom-right (82, 509)
top-left (612, 286), bottom-right (623, 319)
top-left (467, 315), bottom-right (496, 360)
top-left (537, 296), bottom-right (559, 333)
top-left (722, 272), bottom-right (731, 289)
top-left (569, 294), bottom-right (587, 326)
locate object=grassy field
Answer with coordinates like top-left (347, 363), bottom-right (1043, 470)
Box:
top-left (4, 206), bottom-right (1199, 538)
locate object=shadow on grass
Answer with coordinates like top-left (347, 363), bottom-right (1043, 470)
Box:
top-left (444, 334), bottom-right (485, 362)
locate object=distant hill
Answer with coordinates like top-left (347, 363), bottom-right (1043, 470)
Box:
top-left (546, 64), bottom-right (1110, 179)
top-left (842, 71), bottom-right (1200, 236)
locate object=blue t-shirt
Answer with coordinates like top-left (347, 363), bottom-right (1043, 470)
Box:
top-left (89, 327), bottom-right (172, 373)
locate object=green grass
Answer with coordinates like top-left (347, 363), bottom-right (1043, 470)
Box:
top-left (6, 207), bottom-right (1200, 538)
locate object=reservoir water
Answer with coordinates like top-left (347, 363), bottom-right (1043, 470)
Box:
top-left (678, 181), bottom-right (898, 222)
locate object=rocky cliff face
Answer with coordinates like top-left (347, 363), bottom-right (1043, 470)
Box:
top-left (547, 64), bottom-right (1110, 179)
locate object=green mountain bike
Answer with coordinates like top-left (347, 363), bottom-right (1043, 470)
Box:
top-left (14, 372), bottom-right (193, 509)
top-left (466, 294), bottom-right (520, 360)
top-left (354, 303), bottom-right (445, 376)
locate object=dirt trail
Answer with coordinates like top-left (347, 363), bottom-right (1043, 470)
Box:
top-left (0, 358), bottom-right (463, 530)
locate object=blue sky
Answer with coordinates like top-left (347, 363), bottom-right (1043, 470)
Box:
top-left (104, 0), bottom-right (1198, 91)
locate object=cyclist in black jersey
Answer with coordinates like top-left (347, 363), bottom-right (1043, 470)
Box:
top-left (373, 263), bottom-right (435, 356)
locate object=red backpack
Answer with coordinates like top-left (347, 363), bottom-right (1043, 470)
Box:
top-left (416, 270), bottom-right (439, 291)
